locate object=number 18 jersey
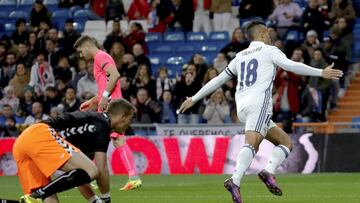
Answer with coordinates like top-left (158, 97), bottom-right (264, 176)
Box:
top-left (225, 41), bottom-right (277, 112)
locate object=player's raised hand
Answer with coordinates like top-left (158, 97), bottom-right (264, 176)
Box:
top-left (178, 97), bottom-right (195, 113)
top-left (321, 63), bottom-right (343, 80)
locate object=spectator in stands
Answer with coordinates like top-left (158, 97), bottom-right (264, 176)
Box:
top-left (174, 72), bottom-right (201, 124)
top-left (124, 22), bottom-right (147, 53)
top-left (17, 42), bottom-right (33, 68)
top-left (268, 0), bottom-right (303, 38)
top-left (318, 0), bottom-right (331, 21)
top-left (105, 0), bottom-right (126, 22)
top-left (202, 67), bottom-right (219, 86)
top-left (185, 63), bottom-right (202, 87)
top-left (120, 53), bottom-right (138, 80)
top-left (308, 48), bottom-right (331, 121)
top-left (0, 85), bottom-right (20, 113)
top-left (238, 0), bottom-right (274, 20)
top-left (274, 39), bottom-right (285, 51)
top-left (321, 37), bottom-right (340, 108)
top-left (11, 18), bottom-right (29, 45)
top-left (110, 42), bottom-right (125, 69)
top-left (301, 30), bottom-right (321, 59)
top-left (168, 0), bottom-right (194, 32)
top-left (127, 0), bottom-right (150, 20)
top-left (147, 0), bottom-right (171, 33)
top-left (18, 87), bottom-right (35, 117)
top-left (220, 28), bottom-right (249, 60)
top-left (273, 69), bottom-right (302, 122)
top-left (133, 43), bottom-right (151, 68)
top-left (45, 39), bottom-right (62, 68)
top-left (28, 31), bottom-right (41, 56)
top-left (189, 54), bottom-right (208, 81)
top-left (0, 36), bottom-right (17, 56)
top-left (23, 101), bottom-right (49, 125)
top-left (156, 67), bottom-right (174, 100)
top-left (0, 105), bottom-right (23, 125)
top-left (202, 89), bottom-right (230, 124)
top-left (71, 58), bottom-right (87, 87)
top-left (336, 17), bottom-right (353, 50)
top-left (9, 63), bottom-right (30, 99)
top-left (76, 61), bottom-right (97, 101)
top-left (42, 86), bottom-right (61, 114)
top-left (160, 90), bottom-right (176, 123)
top-left (53, 56), bottom-right (75, 85)
top-left (133, 64), bottom-right (156, 100)
top-left (29, 51), bottom-right (55, 97)
top-left (329, 0), bottom-right (356, 23)
top-left (62, 19), bottom-right (81, 56)
top-left (103, 18), bottom-right (124, 52)
top-left (268, 26), bottom-right (280, 43)
top-left (30, 0), bottom-right (51, 30)
top-left (300, 84), bottom-right (322, 122)
top-left (132, 88), bottom-right (161, 123)
top-left (213, 53), bottom-right (228, 73)
top-left (120, 75), bottom-right (136, 102)
top-left (0, 53), bottom-right (17, 89)
top-left (328, 26), bottom-right (351, 92)
top-left (192, 0), bottom-right (211, 33)
top-left (300, 0), bottom-right (328, 39)
top-left (291, 47), bottom-right (306, 64)
top-left (47, 28), bottom-right (60, 46)
top-left (49, 106), bottom-right (62, 118)
top-left (0, 117), bottom-right (20, 137)
top-left (211, 0), bottom-right (232, 32)
top-left (58, 87), bottom-right (81, 113)
top-left (36, 20), bottom-right (51, 49)
top-left (0, 43), bottom-right (7, 66)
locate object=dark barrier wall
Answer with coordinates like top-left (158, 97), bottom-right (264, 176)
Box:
top-left (311, 133), bottom-right (360, 172)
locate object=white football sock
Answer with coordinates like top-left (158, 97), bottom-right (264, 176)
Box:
top-left (265, 144), bottom-right (290, 174)
top-left (231, 144), bottom-right (256, 187)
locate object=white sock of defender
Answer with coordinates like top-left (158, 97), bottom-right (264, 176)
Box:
top-left (88, 195), bottom-right (101, 203)
top-left (265, 144), bottom-right (290, 174)
top-left (231, 144), bottom-right (256, 187)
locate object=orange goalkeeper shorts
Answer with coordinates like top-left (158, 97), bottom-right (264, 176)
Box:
top-left (13, 123), bottom-right (79, 194)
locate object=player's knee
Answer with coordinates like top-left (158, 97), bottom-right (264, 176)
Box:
top-left (85, 164), bottom-right (99, 180)
top-left (282, 136), bottom-right (293, 151)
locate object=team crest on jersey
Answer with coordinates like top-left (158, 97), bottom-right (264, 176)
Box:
top-left (58, 123), bottom-right (96, 138)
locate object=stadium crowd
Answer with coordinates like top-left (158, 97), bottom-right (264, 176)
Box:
top-left (0, 0), bottom-right (359, 137)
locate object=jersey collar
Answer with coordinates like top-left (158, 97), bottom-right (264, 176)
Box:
top-left (102, 112), bottom-right (111, 126)
top-left (249, 41), bottom-right (265, 47)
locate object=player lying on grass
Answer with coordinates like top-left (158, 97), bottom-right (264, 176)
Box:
top-left (179, 20), bottom-right (343, 203)
top-left (13, 99), bottom-right (135, 203)
top-left (74, 35), bottom-right (142, 191)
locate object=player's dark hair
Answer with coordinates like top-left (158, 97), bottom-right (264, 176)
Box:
top-left (245, 20), bottom-right (266, 41)
top-left (107, 98), bottom-right (136, 117)
top-left (73, 35), bottom-right (96, 49)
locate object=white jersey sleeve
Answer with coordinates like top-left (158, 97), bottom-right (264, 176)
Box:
top-left (270, 47), bottom-right (323, 77)
top-left (192, 70), bottom-right (233, 103)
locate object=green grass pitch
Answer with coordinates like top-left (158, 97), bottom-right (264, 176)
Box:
top-left (0, 173), bottom-right (359, 203)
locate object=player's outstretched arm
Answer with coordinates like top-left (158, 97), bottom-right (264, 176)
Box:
top-left (179, 70), bottom-right (233, 113)
top-left (321, 63), bottom-right (343, 80)
top-left (272, 48), bottom-right (343, 78)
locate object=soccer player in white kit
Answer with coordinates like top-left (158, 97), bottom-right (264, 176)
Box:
top-left (179, 21), bottom-right (343, 203)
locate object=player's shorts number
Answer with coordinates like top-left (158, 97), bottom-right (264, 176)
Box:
top-left (239, 58), bottom-right (258, 90)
